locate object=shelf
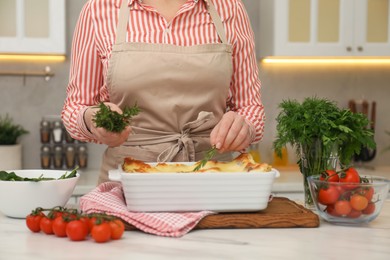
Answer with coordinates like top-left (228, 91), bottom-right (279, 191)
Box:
top-left (0, 66), bottom-right (54, 82)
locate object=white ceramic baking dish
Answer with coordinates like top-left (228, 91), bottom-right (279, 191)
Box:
top-left (109, 163), bottom-right (280, 213)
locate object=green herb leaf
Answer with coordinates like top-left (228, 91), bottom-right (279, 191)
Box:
top-left (0, 171), bottom-right (24, 181)
top-left (193, 146), bottom-right (217, 171)
top-left (92, 102), bottom-right (140, 133)
top-left (58, 167), bottom-right (79, 179)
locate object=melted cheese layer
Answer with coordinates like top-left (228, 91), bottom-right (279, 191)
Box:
top-left (122, 153), bottom-right (272, 173)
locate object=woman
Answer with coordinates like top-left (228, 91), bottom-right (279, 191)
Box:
top-left (62, 0), bottom-right (265, 184)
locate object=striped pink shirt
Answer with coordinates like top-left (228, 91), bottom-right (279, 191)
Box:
top-left (62, 0), bottom-right (265, 143)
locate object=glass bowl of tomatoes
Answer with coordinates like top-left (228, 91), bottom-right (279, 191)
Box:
top-left (307, 168), bottom-right (389, 225)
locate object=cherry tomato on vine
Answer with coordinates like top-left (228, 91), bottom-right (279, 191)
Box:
top-left (49, 210), bottom-right (64, 219)
top-left (325, 204), bottom-right (340, 217)
top-left (362, 202), bottom-right (376, 215)
top-left (88, 217), bottom-right (98, 232)
top-left (26, 212), bottom-right (44, 233)
top-left (320, 170), bottom-right (339, 182)
top-left (68, 213), bottom-right (78, 221)
top-left (339, 167), bottom-right (360, 190)
top-left (79, 216), bottom-right (91, 232)
top-left (334, 200), bottom-right (352, 216)
top-left (350, 194), bottom-right (369, 211)
top-left (109, 219), bottom-right (125, 240)
top-left (91, 222), bottom-right (112, 243)
top-left (66, 220), bottom-right (89, 241)
top-left (52, 216), bottom-right (68, 237)
top-left (335, 185), bottom-right (346, 197)
top-left (347, 209), bottom-right (362, 219)
top-left (318, 186), bottom-right (340, 205)
top-left (357, 187), bottom-right (374, 201)
top-left (39, 216), bottom-right (54, 235)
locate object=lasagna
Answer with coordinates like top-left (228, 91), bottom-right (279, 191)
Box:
top-left (122, 153), bottom-right (272, 173)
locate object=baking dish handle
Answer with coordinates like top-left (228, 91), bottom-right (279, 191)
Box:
top-left (272, 168), bottom-right (281, 178)
top-left (108, 167), bottom-right (122, 182)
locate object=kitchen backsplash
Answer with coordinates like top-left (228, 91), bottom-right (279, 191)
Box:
top-left (0, 0), bottom-right (389, 170)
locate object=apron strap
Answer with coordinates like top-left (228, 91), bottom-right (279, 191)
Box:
top-left (115, 0), bottom-right (228, 45)
top-left (116, 0), bottom-right (130, 44)
top-left (204, 0), bottom-right (228, 44)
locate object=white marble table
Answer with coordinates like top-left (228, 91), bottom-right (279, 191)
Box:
top-left (1, 200), bottom-right (389, 260)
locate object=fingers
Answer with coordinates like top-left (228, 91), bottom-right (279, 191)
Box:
top-left (228, 122), bottom-right (251, 151)
top-left (92, 126), bottom-right (131, 147)
top-left (210, 112), bottom-right (252, 153)
top-left (85, 103), bottom-right (131, 147)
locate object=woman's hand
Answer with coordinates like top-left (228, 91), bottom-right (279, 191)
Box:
top-left (210, 111), bottom-right (253, 153)
top-left (84, 102), bottom-right (132, 147)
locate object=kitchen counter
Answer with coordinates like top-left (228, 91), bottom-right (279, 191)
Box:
top-left (1, 200), bottom-right (389, 259)
top-left (1, 166), bottom-right (390, 259)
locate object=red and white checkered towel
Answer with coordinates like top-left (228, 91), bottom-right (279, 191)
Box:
top-left (79, 182), bottom-right (215, 237)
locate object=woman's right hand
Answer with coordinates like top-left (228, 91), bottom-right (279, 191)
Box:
top-left (84, 102), bottom-right (132, 147)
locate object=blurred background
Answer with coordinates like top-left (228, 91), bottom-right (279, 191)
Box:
top-left (0, 0), bottom-right (389, 171)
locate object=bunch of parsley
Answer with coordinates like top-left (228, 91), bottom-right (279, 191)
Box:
top-left (273, 97), bottom-right (376, 167)
top-left (93, 102), bottom-right (140, 133)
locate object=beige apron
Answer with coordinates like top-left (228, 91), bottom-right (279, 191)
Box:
top-left (98, 0), bottom-right (233, 183)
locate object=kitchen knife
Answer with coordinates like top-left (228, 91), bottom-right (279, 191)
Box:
top-left (362, 100), bottom-right (369, 119)
top-left (348, 100), bottom-right (356, 113)
top-left (371, 101), bottom-right (376, 131)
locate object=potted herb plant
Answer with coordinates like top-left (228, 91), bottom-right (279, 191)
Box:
top-left (273, 97), bottom-right (376, 208)
top-left (0, 114), bottom-right (29, 170)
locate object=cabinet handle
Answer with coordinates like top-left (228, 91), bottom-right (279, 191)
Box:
top-left (346, 46), bottom-right (352, 52)
top-left (357, 46), bottom-right (363, 52)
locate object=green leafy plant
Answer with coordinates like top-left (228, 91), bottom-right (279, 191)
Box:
top-left (0, 114), bottom-right (29, 145)
top-left (92, 102), bottom-right (140, 133)
top-left (273, 97), bottom-right (376, 167)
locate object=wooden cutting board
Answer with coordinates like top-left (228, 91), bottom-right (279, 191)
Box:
top-left (195, 197), bottom-right (319, 229)
top-left (124, 197), bottom-right (319, 231)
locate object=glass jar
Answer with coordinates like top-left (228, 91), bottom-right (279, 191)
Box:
top-left (299, 139), bottom-right (338, 209)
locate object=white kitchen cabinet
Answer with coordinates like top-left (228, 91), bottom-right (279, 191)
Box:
top-left (258, 0), bottom-right (390, 57)
top-left (0, 0), bottom-right (65, 55)
top-left (355, 0), bottom-right (390, 55)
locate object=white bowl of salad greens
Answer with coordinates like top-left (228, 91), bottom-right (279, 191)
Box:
top-left (0, 169), bottom-right (79, 218)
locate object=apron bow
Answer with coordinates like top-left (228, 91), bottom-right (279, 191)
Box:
top-left (157, 111), bottom-right (216, 162)
top-left (157, 129), bottom-right (194, 162)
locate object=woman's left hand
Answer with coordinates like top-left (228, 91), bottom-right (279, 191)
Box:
top-left (210, 111), bottom-right (253, 153)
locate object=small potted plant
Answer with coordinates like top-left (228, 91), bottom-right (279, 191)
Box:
top-left (0, 114), bottom-right (29, 170)
top-left (273, 97), bottom-right (376, 208)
